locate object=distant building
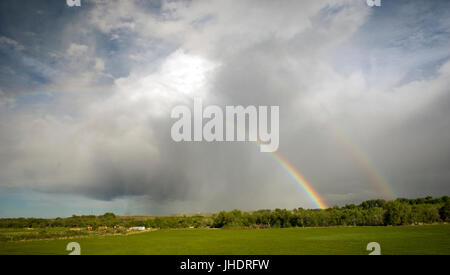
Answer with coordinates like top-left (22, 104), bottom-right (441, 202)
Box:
top-left (130, 226), bottom-right (146, 231)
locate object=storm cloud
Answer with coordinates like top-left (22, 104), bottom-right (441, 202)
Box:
top-left (0, 0), bottom-right (449, 217)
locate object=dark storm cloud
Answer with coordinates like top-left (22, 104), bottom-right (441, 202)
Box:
top-left (0, 0), bottom-right (450, 216)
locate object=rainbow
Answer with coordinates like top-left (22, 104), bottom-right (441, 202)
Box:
top-left (256, 121), bottom-right (396, 208)
top-left (331, 125), bottom-right (395, 200)
top-left (270, 151), bottom-right (328, 209)
top-left (309, 108), bottom-right (396, 201)
top-left (255, 138), bottom-right (328, 209)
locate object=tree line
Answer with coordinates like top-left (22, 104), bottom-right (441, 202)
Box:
top-left (0, 196), bottom-right (449, 229)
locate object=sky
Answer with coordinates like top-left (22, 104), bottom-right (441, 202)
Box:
top-left (0, 0), bottom-right (449, 218)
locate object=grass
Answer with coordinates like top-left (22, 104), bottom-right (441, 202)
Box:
top-left (0, 227), bottom-right (128, 242)
top-left (0, 228), bottom-right (84, 242)
top-left (0, 224), bottom-right (449, 255)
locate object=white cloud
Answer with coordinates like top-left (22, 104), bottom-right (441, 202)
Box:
top-left (66, 43), bottom-right (89, 57)
top-left (0, 36), bottom-right (24, 51)
top-left (115, 49), bottom-right (218, 112)
top-left (94, 58), bottom-right (105, 72)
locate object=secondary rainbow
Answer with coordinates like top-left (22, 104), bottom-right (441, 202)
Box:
top-left (309, 109), bottom-right (396, 200)
top-left (331, 125), bottom-right (395, 200)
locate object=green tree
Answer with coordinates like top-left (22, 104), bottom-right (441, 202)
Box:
top-left (383, 201), bottom-right (412, 225)
top-left (439, 201), bottom-right (450, 222)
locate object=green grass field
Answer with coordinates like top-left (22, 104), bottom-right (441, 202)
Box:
top-left (0, 224), bottom-right (449, 255)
